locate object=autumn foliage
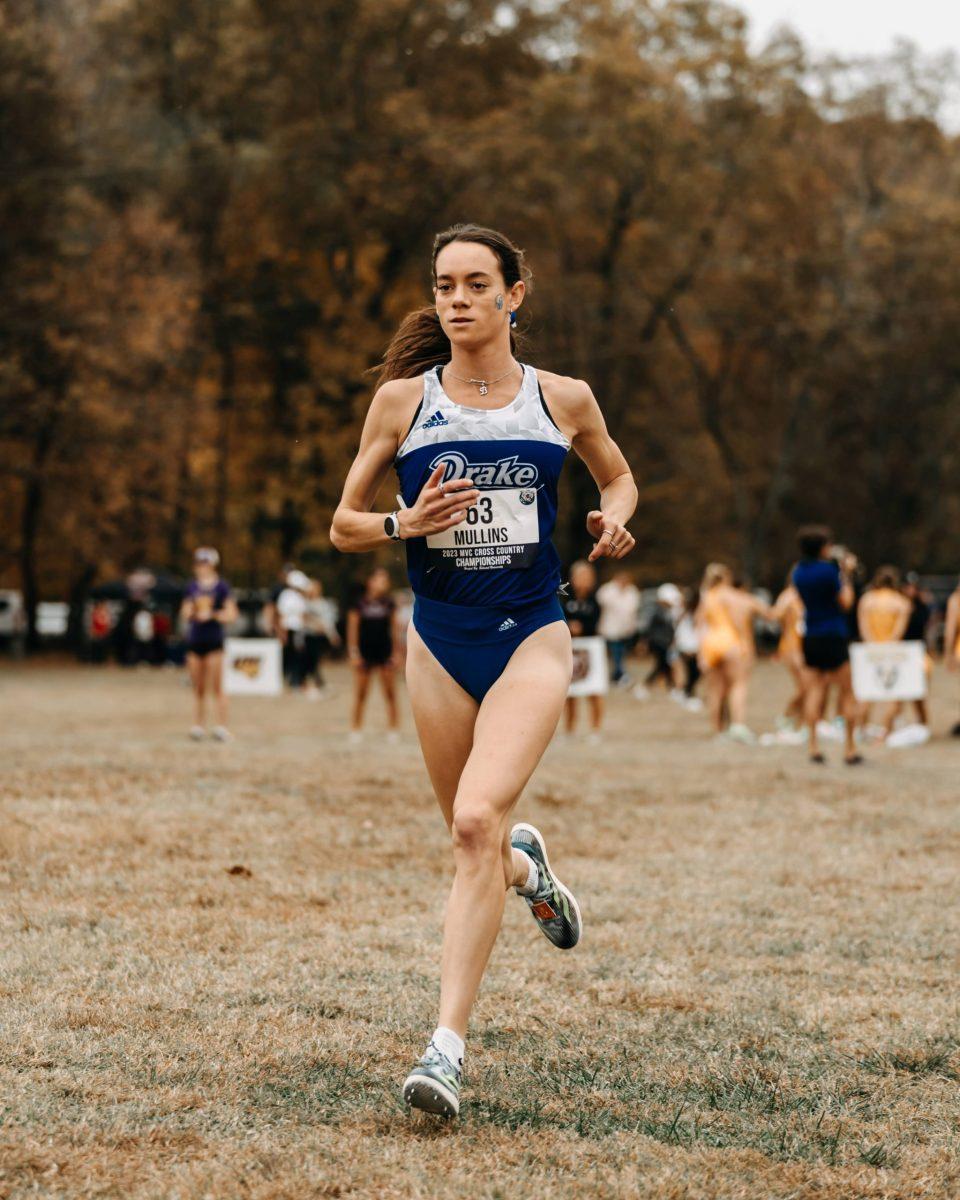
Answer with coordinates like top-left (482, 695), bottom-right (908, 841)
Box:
top-left (3, 1), bottom-right (960, 640)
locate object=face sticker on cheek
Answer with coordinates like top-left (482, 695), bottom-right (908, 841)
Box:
top-left (495, 294), bottom-right (504, 310)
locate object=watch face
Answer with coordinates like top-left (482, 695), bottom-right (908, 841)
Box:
top-left (384, 514), bottom-right (397, 538)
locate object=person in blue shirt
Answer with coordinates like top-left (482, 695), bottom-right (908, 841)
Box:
top-left (792, 525), bottom-right (861, 765)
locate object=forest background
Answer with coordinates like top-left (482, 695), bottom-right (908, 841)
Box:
top-left (3, 0), bottom-right (960, 645)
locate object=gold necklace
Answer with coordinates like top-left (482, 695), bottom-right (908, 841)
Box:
top-left (445, 361), bottom-right (519, 397)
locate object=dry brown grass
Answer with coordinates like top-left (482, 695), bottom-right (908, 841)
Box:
top-left (2, 660), bottom-right (960, 1199)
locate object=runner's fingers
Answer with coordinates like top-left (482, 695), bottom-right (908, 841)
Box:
top-left (424, 464), bottom-right (446, 496)
top-left (595, 524), bottom-right (633, 558)
top-left (430, 481), bottom-right (476, 507)
top-left (430, 490), bottom-right (478, 516)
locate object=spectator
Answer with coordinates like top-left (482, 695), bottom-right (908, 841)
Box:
top-left (304, 579), bottom-right (340, 698)
top-left (276, 570), bottom-right (312, 689)
top-left (792, 527), bottom-right (860, 765)
top-left (944, 579), bottom-right (960, 736)
top-left (347, 567), bottom-right (401, 743)
top-left (132, 605), bottom-right (154, 666)
top-left (89, 601), bottom-right (113, 665)
top-left (561, 560), bottom-right (604, 741)
top-left (644, 583), bottom-right (680, 692)
top-left (672, 588), bottom-right (702, 711)
top-left (180, 546), bottom-right (239, 741)
top-left (596, 569), bottom-right (640, 687)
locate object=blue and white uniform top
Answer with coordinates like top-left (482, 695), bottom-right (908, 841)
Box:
top-left (395, 364), bottom-right (570, 609)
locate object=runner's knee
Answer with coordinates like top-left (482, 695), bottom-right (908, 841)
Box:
top-left (451, 803), bottom-right (500, 857)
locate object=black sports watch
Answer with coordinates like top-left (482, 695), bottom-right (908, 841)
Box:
top-left (384, 511), bottom-right (402, 540)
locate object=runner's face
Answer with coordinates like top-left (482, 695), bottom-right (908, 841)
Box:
top-left (433, 242), bottom-right (522, 347)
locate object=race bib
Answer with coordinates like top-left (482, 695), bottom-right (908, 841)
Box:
top-left (426, 488), bottom-right (539, 571)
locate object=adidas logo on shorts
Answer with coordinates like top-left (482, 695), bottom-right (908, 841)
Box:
top-left (498, 618), bottom-right (518, 632)
top-left (421, 409), bottom-right (449, 429)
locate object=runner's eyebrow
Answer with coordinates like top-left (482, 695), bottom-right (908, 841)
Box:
top-left (435, 272), bottom-right (493, 282)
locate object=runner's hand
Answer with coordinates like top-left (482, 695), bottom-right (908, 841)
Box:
top-left (586, 510), bottom-right (635, 561)
top-left (399, 463), bottom-right (479, 538)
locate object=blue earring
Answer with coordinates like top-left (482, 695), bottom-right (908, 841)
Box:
top-left (509, 310), bottom-right (518, 327)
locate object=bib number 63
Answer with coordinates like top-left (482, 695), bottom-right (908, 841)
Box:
top-left (465, 496), bottom-right (494, 526)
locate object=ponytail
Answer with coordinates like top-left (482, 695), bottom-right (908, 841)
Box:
top-left (373, 306), bottom-right (449, 386)
top-left (372, 305), bottom-right (523, 389)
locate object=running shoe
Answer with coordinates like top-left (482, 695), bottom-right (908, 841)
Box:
top-left (211, 725), bottom-right (233, 742)
top-left (189, 725), bottom-right (205, 741)
top-left (402, 1042), bottom-right (461, 1118)
top-left (510, 822), bottom-right (582, 950)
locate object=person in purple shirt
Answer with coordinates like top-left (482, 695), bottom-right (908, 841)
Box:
top-left (792, 525), bottom-right (861, 766)
top-left (179, 547), bottom-right (239, 742)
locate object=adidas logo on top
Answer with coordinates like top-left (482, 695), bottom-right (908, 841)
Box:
top-left (498, 618), bottom-right (518, 632)
top-left (422, 409), bottom-right (449, 429)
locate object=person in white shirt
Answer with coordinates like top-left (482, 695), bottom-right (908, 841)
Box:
top-left (672, 587), bottom-right (703, 711)
top-left (596, 570), bottom-right (641, 686)
top-left (276, 570), bottom-right (311, 689)
top-left (304, 580), bottom-right (340, 697)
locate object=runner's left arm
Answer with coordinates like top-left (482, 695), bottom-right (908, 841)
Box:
top-left (559, 380), bottom-right (637, 561)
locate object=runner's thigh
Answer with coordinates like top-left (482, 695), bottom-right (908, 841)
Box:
top-left (406, 624), bottom-right (478, 827)
top-left (455, 622), bottom-right (571, 817)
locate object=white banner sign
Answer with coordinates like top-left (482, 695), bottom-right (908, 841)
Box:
top-left (568, 636), bottom-right (609, 697)
top-left (223, 638), bottom-right (283, 696)
top-left (851, 641), bottom-right (927, 702)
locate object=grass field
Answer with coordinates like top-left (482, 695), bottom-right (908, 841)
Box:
top-left (3, 660), bottom-right (960, 1199)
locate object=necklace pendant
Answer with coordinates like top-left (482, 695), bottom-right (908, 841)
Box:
top-left (479, 382), bottom-right (488, 396)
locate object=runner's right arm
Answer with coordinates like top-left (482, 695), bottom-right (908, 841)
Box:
top-left (330, 381), bottom-right (479, 552)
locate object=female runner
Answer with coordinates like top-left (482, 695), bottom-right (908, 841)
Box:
top-left (330, 224), bottom-right (637, 1118)
top-left (696, 563), bottom-right (771, 743)
top-left (179, 547), bottom-right (239, 740)
top-left (858, 566), bottom-right (911, 740)
top-left (772, 573), bottom-right (806, 735)
top-left (944, 580), bottom-right (960, 736)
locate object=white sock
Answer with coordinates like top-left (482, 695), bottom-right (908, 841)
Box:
top-left (431, 1026), bottom-right (464, 1069)
top-left (515, 852), bottom-right (539, 897)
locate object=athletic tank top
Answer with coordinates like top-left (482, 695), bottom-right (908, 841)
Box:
top-left (861, 588), bottom-right (904, 643)
top-left (394, 364), bottom-right (570, 607)
top-left (699, 588), bottom-right (740, 667)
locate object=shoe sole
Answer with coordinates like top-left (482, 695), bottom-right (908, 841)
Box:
top-left (402, 1073), bottom-right (459, 1118)
top-left (511, 821), bottom-right (582, 950)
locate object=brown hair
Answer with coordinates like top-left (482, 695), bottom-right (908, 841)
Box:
top-left (373, 224), bottom-right (530, 386)
top-left (701, 562), bottom-right (731, 590)
top-left (871, 564), bottom-right (901, 590)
